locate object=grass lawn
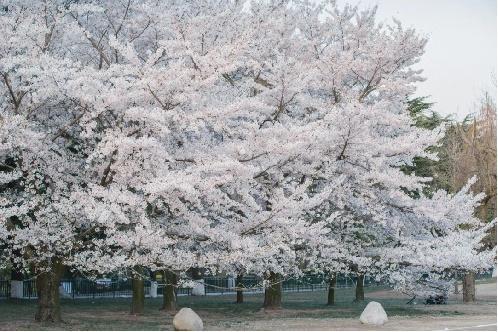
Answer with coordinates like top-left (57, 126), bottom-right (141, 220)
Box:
top-left (0, 286), bottom-right (474, 331)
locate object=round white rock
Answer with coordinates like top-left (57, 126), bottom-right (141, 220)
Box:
top-left (173, 308), bottom-right (204, 331)
top-left (359, 301), bottom-right (388, 325)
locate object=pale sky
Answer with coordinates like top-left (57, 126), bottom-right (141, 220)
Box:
top-left (335, 0), bottom-right (497, 119)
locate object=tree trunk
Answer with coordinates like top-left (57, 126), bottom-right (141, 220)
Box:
top-left (354, 273), bottom-right (365, 302)
top-left (236, 274), bottom-right (243, 304)
top-left (462, 272), bottom-right (476, 303)
top-left (327, 274), bottom-right (337, 305)
top-left (131, 274), bottom-right (145, 315)
top-left (161, 270), bottom-right (177, 312)
top-left (35, 260), bottom-right (64, 322)
top-left (263, 272), bottom-right (282, 310)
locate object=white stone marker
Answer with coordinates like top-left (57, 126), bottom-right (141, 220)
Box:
top-left (191, 279), bottom-right (205, 296)
top-left (359, 301), bottom-right (388, 325)
top-left (59, 285), bottom-right (71, 298)
top-left (150, 281), bottom-right (158, 298)
top-left (173, 308), bottom-right (203, 331)
top-left (10, 280), bottom-right (23, 298)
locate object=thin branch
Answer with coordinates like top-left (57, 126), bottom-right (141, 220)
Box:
top-left (69, 12), bottom-right (111, 66)
top-left (50, 106), bottom-right (90, 142)
top-left (238, 152), bottom-right (269, 163)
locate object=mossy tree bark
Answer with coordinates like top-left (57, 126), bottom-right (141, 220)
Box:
top-left (131, 269), bottom-right (145, 315)
top-left (263, 272), bottom-right (282, 310)
top-left (462, 272), bottom-right (476, 303)
top-left (236, 274), bottom-right (244, 304)
top-left (354, 273), bottom-right (365, 302)
top-left (35, 260), bottom-right (64, 322)
top-left (161, 270), bottom-right (177, 312)
top-left (327, 273), bottom-right (337, 305)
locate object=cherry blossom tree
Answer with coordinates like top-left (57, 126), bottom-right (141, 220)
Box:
top-left (0, 0), bottom-right (249, 319)
top-left (0, 1), bottom-right (95, 320)
top-left (1, 0), bottom-right (495, 321)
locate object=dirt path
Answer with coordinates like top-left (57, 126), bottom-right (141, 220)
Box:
top-left (219, 315), bottom-right (496, 331)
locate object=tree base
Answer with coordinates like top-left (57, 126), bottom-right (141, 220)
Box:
top-left (235, 291), bottom-right (244, 304)
top-left (161, 270), bottom-right (177, 312)
top-left (236, 274), bottom-right (244, 304)
top-left (354, 273), bottom-right (365, 302)
top-left (327, 274), bottom-right (336, 305)
top-left (263, 272), bottom-right (282, 310)
top-left (131, 276), bottom-right (145, 315)
top-left (463, 272), bottom-right (476, 303)
top-left (35, 261), bottom-right (64, 323)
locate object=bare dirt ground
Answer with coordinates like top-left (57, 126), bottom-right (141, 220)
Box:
top-left (223, 314), bottom-right (496, 331)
